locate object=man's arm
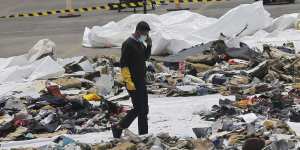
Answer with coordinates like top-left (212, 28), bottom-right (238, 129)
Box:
top-left (120, 42), bottom-right (130, 68)
top-left (120, 42), bottom-right (136, 91)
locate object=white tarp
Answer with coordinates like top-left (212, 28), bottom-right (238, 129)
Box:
top-left (266, 13), bottom-right (299, 32)
top-left (27, 39), bottom-right (56, 63)
top-left (82, 9), bottom-right (218, 55)
top-left (0, 56), bottom-right (64, 83)
top-left (195, 2), bottom-right (272, 40)
top-left (240, 29), bottom-right (300, 52)
top-left (27, 56), bottom-right (64, 81)
top-left (85, 2), bottom-right (300, 55)
top-left (0, 39), bottom-right (64, 83)
top-left (83, 2), bottom-right (300, 55)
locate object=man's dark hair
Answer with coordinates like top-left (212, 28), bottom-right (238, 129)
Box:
top-left (136, 21), bottom-right (150, 32)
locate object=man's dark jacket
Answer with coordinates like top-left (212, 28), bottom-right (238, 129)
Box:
top-left (120, 37), bottom-right (151, 88)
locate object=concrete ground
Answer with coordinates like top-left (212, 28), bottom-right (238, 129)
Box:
top-left (0, 0), bottom-right (300, 58)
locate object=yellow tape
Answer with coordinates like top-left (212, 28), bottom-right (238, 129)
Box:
top-left (1, 0), bottom-right (229, 19)
top-left (87, 7), bottom-right (93, 11)
top-left (137, 2), bottom-right (144, 6)
top-left (103, 5), bottom-right (110, 10)
top-left (32, 12), bottom-right (39, 16)
top-left (156, 0), bottom-right (161, 5)
top-left (112, 4), bottom-right (119, 9)
top-left (23, 13), bottom-right (29, 17)
top-left (183, 0), bottom-right (189, 5)
top-left (70, 9), bottom-right (76, 13)
top-left (42, 12), bottom-right (48, 16)
top-left (129, 3), bottom-right (136, 7)
top-left (50, 10), bottom-right (56, 15)
top-left (147, 1), bottom-right (153, 5)
top-left (121, 3), bottom-right (127, 7)
top-left (78, 8), bottom-right (85, 13)
top-left (59, 9), bottom-right (66, 14)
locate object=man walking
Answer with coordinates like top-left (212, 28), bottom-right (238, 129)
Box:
top-left (112, 21), bottom-right (152, 138)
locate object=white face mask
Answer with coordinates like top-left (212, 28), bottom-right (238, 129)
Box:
top-left (138, 35), bottom-right (147, 43)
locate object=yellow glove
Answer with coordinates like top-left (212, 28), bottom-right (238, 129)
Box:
top-left (121, 67), bottom-right (136, 91)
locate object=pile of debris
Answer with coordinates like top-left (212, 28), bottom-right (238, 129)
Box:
top-left (88, 40), bottom-right (300, 149)
top-left (147, 39), bottom-right (299, 97)
top-left (16, 86), bottom-right (300, 149)
top-left (0, 91), bottom-right (127, 141)
top-left (0, 39), bottom-right (131, 142)
top-left (9, 130), bottom-right (217, 150)
top-left (192, 89), bottom-right (300, 149)
top-left (1, 34), bottom-right (300, 148)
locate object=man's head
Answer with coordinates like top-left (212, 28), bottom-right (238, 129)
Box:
top-left (135, 21), bottom-right (150, 42)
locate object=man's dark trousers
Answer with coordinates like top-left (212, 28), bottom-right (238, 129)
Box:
top-left (119, 85), bottom-right (149, 135)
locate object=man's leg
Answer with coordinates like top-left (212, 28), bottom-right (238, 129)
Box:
top-left (136, 87), bottom-right (149, 135)
top-left (118, 91), bottom-right (138, 129)
top-left (138, 111), bottom-right (148, 135)
top-left (112, 91), bottom-right (138, 138)
top-left (118, 109), bottom-right (137, 129)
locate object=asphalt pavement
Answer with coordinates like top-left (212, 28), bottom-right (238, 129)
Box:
top-left (0, 0), bottom-right (299, 58)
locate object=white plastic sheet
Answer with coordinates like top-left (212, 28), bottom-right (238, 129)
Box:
top-left (240, 29), bottom-right (300, 52)
top-left (287, 122), bottom-right (300, 136)
top-left (78, 60), bottom-right (95, 73)
top-left (0, 65), bottom-right (34, 83)
top-left (0, 39), bottom-right (56, 70)
top-left (238, 113), bottom-right (258, 123)
top-left (0, 39), bottom-right (64, 83)
top-left (95, 74), bottom-right (114, 96)
top-left (196, 2), bottom-right (272, 39)
top-left (266, 13), bottom-right (299, 32)
top-left (82, 2), bottom-right (285, 55)
top-left (27, 39), bottom-right (56, 63)
top-left (0, 56), bottom-right (64, 83)
top-left (57, 56), bottom-right (85, 67)
top-left (28, 56), bottom-right (64, 81)
top-left (82, 11), bottom-right (217, 55)
top-left (0, 55), bottom-right (28, 70)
